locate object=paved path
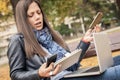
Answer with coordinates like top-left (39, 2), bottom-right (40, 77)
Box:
top-left (0, 56), bottom-right (8, 66)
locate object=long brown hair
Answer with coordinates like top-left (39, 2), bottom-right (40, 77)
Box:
top-left (15, 0), bottom-right (69, 58)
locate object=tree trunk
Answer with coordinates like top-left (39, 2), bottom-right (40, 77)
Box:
top-left (116, 0), bottom-right (120, 10)
top-left (80, 16), bottom-right (85, 34)
top-left (116, 0), bottom-right (120, 19)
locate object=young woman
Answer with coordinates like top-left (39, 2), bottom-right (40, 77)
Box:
top-left (7, 0), bottom-right (101, 80)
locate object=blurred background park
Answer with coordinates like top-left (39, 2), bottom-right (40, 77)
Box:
top-left (0, 0), bottom-right (120, 80)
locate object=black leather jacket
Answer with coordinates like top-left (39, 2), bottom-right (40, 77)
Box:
top-left (7, 34), bottom-right (90, 80)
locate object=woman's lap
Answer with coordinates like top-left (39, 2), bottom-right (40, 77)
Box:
top-left (61, 67), bottom-right (116, 80)
top-left (60, 55), bottom-right (120, 80)
top-left (113, 55), bottom-right (120, 66)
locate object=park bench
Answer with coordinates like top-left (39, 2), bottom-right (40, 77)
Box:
top-left (68, 31), bottom-right (120, 58)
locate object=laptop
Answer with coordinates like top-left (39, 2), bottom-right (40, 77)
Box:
top-left (64, 32), bottom-right (114, 78)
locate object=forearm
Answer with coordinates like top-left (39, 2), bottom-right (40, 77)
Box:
top-left (76, 40), bottom-right (90, 62)
top-left (66, 40), bottom-right (90, 71)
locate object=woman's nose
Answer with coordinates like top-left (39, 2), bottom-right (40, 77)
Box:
top-left (34, 13), bottom-right (40, 20)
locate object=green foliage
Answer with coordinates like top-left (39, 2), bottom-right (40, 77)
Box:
top-left (0, 0), bottom-right (12, 21)
top-left (0, 0), bottom-right (119, 31)
top-left (54, 23), bottom-right (74, 36)
top-left (41, 0), bottom-right (77, 25)
top-left (79, 0), bottom-right (118, 28)
top-left (41, 0), bottom-right (118, 29)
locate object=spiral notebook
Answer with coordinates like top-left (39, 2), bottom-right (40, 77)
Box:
top-left (54, 49), bottom-right (82, 72)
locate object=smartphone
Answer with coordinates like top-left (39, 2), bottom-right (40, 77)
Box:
top-left (46, 54), bottom-right (57, 67)
top-left (89, 12), bottom-right (103, 29)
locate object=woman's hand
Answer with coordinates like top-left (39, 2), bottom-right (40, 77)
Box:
top-left (38, 63), bottom-right (61, 77)
top-left (94, 24), bottom-right (101, 32)
top-left (82, 25), bottom-right (101, 43)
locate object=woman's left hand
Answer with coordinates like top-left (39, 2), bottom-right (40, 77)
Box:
top-left (93, 24), bottom-right (101, 33)
top-left (82, 25), bottom-right (101, 43)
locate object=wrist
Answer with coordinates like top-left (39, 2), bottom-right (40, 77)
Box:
top-left (82, 37), bottom-right (89, 43)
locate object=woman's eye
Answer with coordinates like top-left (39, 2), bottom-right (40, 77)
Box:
top-left (37, 11), bottom-right (41, 14)
top-left (28, 14), bottom-right (33, 17)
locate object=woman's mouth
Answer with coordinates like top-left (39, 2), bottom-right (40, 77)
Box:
top-left (34, 22), bottom-right (43, 30)
top-left (35, 22), bottom-right (41, 26)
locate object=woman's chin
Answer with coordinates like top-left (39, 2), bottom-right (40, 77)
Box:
top-left (36, 26), bottom-right (43, 30)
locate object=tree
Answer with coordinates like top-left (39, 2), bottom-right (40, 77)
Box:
top-left (0, 0), bottom-right (12, 21)
top-left (0, 0), bottom-right (118, 33)
top-left (40, 0), bottom-right (118, 36)
top-left (116, 0), bottom-right (120, 19)
top-left (41, 0), bottom-right (77, 27)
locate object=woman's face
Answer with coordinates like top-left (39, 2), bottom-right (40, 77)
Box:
top-left (27, 2), bottom-right (43, 30)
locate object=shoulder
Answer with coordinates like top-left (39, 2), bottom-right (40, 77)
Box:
top-left (10, 33), bottom-right (23, 40)
top-left (9, 33), bottom-right (24, 47)
top-left (10, 33), bottom-right (23, 42)
top-left (7, 33), bottom-right (25, 57)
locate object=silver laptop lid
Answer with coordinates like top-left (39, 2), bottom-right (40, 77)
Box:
top-left (93, 32), bottom-right (113, 73)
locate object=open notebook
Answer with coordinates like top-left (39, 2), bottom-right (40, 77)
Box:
top-left (54, 49), bottom-right (82, 72)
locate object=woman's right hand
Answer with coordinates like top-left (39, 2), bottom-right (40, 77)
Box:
top-left (38, 63), bottom-right (61, 77)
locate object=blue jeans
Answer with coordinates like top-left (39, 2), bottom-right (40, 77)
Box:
top-left (60, 55), bottom-right (120, 80)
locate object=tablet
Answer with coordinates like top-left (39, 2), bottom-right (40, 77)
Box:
top-left (54, 49), bottom-right (82, 72)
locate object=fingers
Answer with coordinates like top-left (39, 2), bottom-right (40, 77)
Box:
top-left (83, 24), bottom-right (101, 42)
top-left (38, 63), bottom-right (61, 77)
top-left (94, 24), bottom-right (101, 32)
top-left (38, 63), bottom-right (48, 77)
top-left (45, 63), bottom-right (54, 72)
top-left (52, 64), bottom-right (61, 76)
top-left (38, 63), bottom-right (53, 77)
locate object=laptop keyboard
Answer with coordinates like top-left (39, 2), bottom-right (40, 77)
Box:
top-left (69, 66), bottom-right (100, 74)
top-left (64, 66), bottom-right (100, 78)
top-left (82, 66), bottom-right (99, 73)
